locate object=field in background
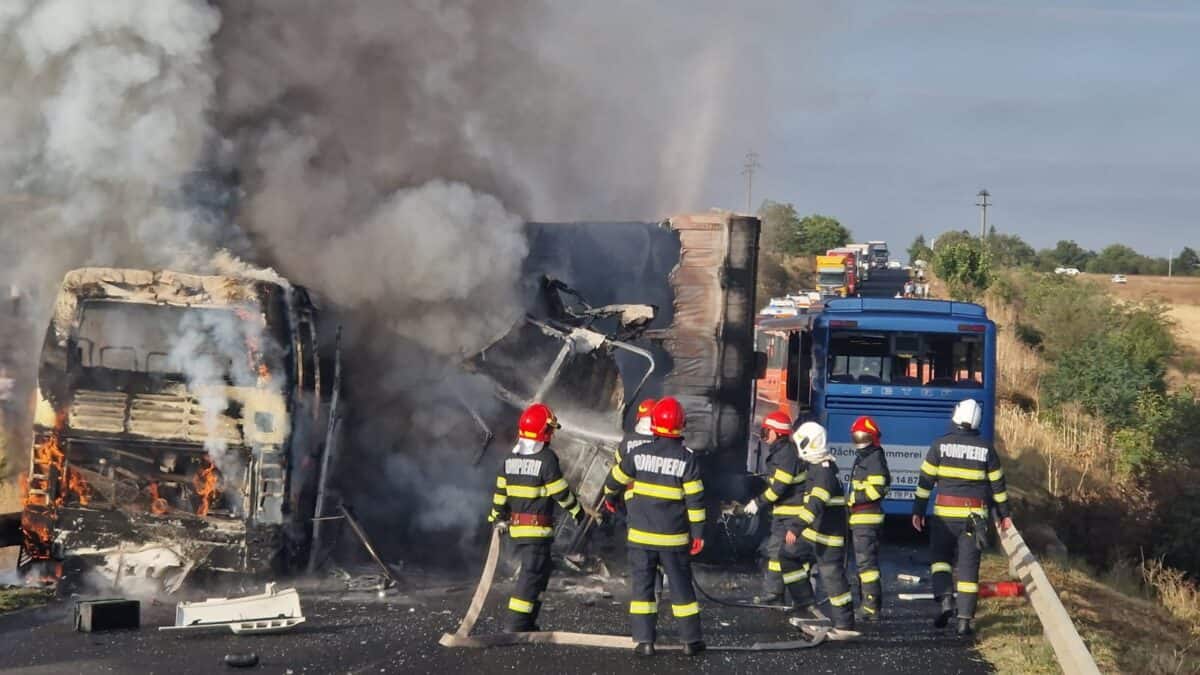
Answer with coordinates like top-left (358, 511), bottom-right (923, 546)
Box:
top-left (1080, 273), bottom-right (1200, 390)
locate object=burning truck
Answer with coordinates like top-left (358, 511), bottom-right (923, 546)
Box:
top-left (18, 268), bottom-right (336, 591)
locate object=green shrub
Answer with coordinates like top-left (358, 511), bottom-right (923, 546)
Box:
top-left (1042, 334), bottom-right (1163, 429)
top-left (933, 239), bottom-right (992, 301)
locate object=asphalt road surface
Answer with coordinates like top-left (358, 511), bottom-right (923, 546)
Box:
top-left (859, 268), bottom-right (910, 299)
top-left (0, 523), bottom-right (991, 675)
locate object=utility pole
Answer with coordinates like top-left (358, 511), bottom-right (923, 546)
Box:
top-left (976, 189), bottom-right (991, 241)
top-left (742, 151), bottom-right (761, 213)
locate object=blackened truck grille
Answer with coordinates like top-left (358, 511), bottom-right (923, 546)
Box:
top-left (69, 389), bottom-right (242, 444)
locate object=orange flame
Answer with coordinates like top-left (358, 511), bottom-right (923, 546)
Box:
top-left (20, 411), bottom-right (92, 563)
top-left (193, 460), bottom-right (219, 517)
top-left (148, 482), bottom-right (168, 516)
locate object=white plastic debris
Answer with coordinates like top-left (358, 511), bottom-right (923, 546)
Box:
top-left (159, 582), bottom-right (305, 634)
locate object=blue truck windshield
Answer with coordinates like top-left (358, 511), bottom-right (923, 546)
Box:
top-left (827, 329), bottom-right (984, 387)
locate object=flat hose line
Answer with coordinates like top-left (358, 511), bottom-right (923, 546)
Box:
top-left (438, 529), bottom-right (828, 651)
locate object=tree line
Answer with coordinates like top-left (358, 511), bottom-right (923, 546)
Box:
top-left (756, 200), bottom-right (851, 300)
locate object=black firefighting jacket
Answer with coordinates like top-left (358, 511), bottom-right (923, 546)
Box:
top-left (489, 443), bottom-right (582, 540)
top-left (604, 436), bottom-right (705, 551)
top-left (913, 427), bottom-right (1010, 520)
top-left (614, 430), bottom-right (655, 502)
top-left (849, 444), bottom-right (891, 526)
top-left (751, 437), bottom-right (807, 519)
top-left (788, 458), bottom-right (848, 548)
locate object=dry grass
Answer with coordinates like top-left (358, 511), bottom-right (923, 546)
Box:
top-left (996, 403), bottom-right (1110, 499)
top-left (1142, 558), bottom-right (1200, 636)
top-left (975, 554), bottom-right (1200, 674)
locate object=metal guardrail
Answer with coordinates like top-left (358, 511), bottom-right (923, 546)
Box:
top-left (996, 522), bottom-right (1101, 675)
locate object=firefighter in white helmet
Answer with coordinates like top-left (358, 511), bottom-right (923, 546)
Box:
top-left (785, 422), bottom-right (858, 639)
top-left (912, 398), bottom-right (1013, 636)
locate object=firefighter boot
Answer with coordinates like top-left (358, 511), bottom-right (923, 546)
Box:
top-left (956, 617), bottom-right (975, 637)
top-left (934, 595), bottom-right (955, 628)
top-left (634, 643), bottom-right (655, 657)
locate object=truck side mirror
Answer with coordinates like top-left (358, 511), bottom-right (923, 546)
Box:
top-left (753, 351), bottom-right (768, 380)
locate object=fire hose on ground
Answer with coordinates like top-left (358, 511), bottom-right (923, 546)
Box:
top-left (438, 528), bottom-right (829, 652)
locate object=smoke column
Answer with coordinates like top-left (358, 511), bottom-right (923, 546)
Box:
top-left (0, 0), bottom-right (767, 565)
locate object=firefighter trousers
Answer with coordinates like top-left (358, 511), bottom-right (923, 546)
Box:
top-left (628, 546), bottom-right (702, 645)
top-left (761, 517), bottom-right (815, 607)
top-left (506, 540), bottom-right (552, 631)
top-left (792, 538), bottom-right (854, 629)
top-left (929, 516), bottom-right (982, 619)
top-left (851, 524), bottom-right (883, 616)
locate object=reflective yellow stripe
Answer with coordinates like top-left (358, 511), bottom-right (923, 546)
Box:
top-left (921, 461), bottom-right (939, 476)
top-left (627, 528), bottom-right (689, 547)
top-left (988, 468), bottom-right (1004, 482)
top-left (683, 479), bottom-right (704, 495)
top-left (931, 562), bottom-right (953, 574)
top-left (993, 491), bottom-right (1009, 503)
top-left (859, 569), bottom-right (880, 583)
top-left (509, 597), bottom-right (534, 613)
top-left (792, 472), bottom-right (807, 484)
top-left (827, 496), bottom-right (847, 506)
top-left (957, 581), bottom-right (979, 594)
top-left (772, 504), bottom-right (806, 516)
top-left (782, 568), bottom-right (809, 584)
top-left (630, 600), bottom-right (657, 615)
top-left (510, 525), bottom-right (554, 538)
top-left (768, 559), bottom-right (782, 573)
top-left (801, 528), bottom-right (844, 547)
top-left (488, 509), bottom-right (500, 522)
top-left (611, 465), bottom-right (632, 484)
top-left (810, 486), bottom-right (831, 502)
top-left (672, 602), bottom-right (700, 617)
top-left (633, 481), bottom-right (684, 500)
top-left (544, 478), bottom-right (568, 496)
top-left (798, 507), bottom-right (815, 523)
top-left (864, 484), bottom-right (882, 501)
top-left (849, 512), bottom-right (885, 526)
top-left (867, 475), bottom-right (887, 486)
top-left (568, 504), bottom-right (582, 517)
top-left (496, 476), bottom-right (507, 488)
top-left (493, 493), bottom-right (507, 505)
top-left (763, 487), bottom-right (780, 503)
top-left (932, 504), bottom-right (988, 519)
top-left (688, 508), bottom-right (706, 523)
top-left (506, 484), bottom-right (545, 498)
top-left (937, 466), bottom-right (987, 481)
top-left (773, 468), bottom-right (794, 483)
top-left (915, 486), bottom-right (932, 498)
top-left (828, 592), bottom-right (853, 606)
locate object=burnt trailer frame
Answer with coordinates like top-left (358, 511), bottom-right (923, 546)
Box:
top-left (19, 268), bottom-right (338, 591)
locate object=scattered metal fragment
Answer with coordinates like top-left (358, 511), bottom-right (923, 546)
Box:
top-left (159, 582), bottom-right (305, 634)
top-left (74, 599), bottom-right (140, 632)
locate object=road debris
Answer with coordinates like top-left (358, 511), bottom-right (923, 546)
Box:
top-left (74, 598), bottom-right (140, 632)
top-left (160, 582), bottom-right (305, 634)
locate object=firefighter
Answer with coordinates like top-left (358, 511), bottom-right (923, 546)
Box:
top-left (742, 410), bottom-right (817, 615)
top-left (912, 398), bottom-right (1013, 636)
top-left (488, 403), bottom-right (583, 633)
top-left (848, 415), bottom-right (891, 621)
top-left (603, 397), bottom-right (706, 657)
top-left (784, 422), bottom-right (857, 638)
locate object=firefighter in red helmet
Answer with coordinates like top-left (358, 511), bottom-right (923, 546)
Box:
top-left (603, 397), bottom-right (706, 656)
top-left (488, 403), bottom-right (582, 632)
top-left (847, 415), bottom-right (891, 621)
top-left (742, 410), bottom-right (819, 616)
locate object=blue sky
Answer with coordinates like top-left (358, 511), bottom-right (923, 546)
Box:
top-left (701, 1), bottom-right (1200, 256)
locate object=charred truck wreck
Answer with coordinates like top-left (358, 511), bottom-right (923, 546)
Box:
top-left (19, 268), bottom-right (336, 591)
top-left (480, 212), bottom-right (762, 553)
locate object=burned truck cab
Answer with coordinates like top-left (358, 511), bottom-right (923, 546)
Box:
top-left (20, 268), bottom-right (332, 591)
